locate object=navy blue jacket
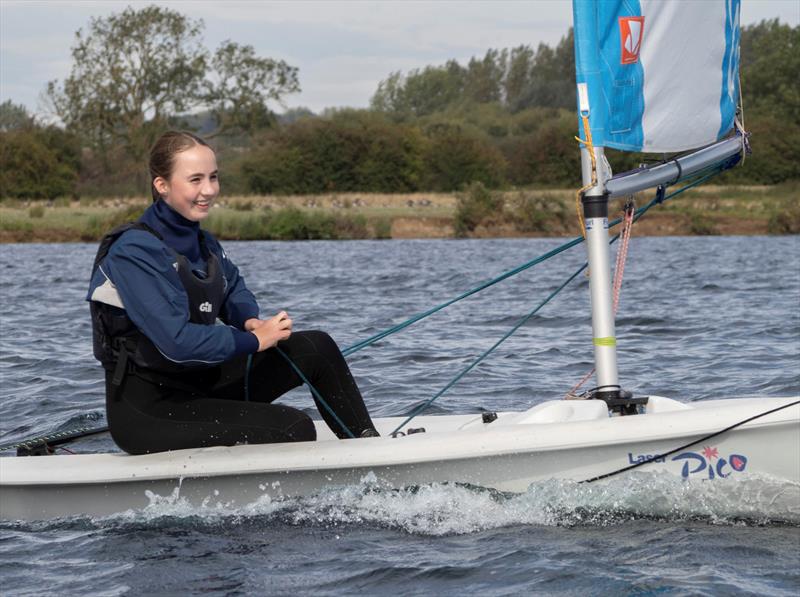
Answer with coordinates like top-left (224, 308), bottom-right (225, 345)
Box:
top-left (87, 200), bottom-right (259, 366)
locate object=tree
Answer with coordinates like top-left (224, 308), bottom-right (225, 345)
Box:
top-left (740, 20), bottom-right (799, 125)
top-left (242, 111), bottom-right (425, 194)
top-left (46, 5), bottom-right (299, 167)
top-left (422, 123), bottom-right (507, 190)
top-left (464, 49), bottom-right (505, 104)
top-left (371, 61), bottom-right (467, 119)
top-left (0, 127), bottom-right (80, 199)
top-left (0, 100), bottom-right (34, 132)
top-left (504, 46), bottom-right (536, 112)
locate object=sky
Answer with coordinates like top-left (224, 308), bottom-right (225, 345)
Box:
top-left (1, 0), bottom-right (798, 118)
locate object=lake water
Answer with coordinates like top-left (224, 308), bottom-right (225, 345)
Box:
top-left (1, 235), bottom-right (799, 595)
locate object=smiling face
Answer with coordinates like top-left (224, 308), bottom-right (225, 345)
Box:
top-left (153, 145), bottom-right (219, 222)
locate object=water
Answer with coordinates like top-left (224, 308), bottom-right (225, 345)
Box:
top-left (1, 236), bottom-right (799, 595)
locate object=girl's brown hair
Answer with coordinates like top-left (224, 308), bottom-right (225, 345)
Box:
top-left (149, 131), bottom-right (212, 202)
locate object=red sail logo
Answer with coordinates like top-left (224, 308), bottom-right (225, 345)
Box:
top-left (620, 16), bottom-right (645, 64)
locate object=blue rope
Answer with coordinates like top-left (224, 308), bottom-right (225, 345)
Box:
top-left (342, 236), bottom-right (585, 356)
top-left (244, 354), bottom-right (253, 401)
top-left (275, 346), bottom-right (356, 439)
top-left (244, 346), bottom-right (354, 437)
top-left (390, 261), bottom-right (589, 436)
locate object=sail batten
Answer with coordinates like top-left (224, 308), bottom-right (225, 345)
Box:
top-left (573, 0), bottom-right (741, 154)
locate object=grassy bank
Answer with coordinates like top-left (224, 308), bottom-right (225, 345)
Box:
top-left (0, 184), bottom-right (797, 243)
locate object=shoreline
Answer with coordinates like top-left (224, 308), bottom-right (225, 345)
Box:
top-left (1, 185), bottom-right (797, 242)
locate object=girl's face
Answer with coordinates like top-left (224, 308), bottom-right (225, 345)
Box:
top-left (154, 145), bottom-right (219, 222)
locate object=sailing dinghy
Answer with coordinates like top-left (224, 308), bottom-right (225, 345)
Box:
top-left (1, 0), bottom-right (798, 521)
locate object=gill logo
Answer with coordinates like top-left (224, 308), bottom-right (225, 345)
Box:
top-left (199, 302), bottom-right (213, 313)
top-left (620, 16), bottom-right (645, 64)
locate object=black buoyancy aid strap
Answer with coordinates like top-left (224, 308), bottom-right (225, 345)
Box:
top-left (111, 341), bottom-right (129, 387)
top-left (92, 221), bottom-right (164, 275)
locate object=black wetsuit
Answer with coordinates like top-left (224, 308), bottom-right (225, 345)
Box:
top-left (90, 201), bottom-right (377, 455)
top-left (106, 330), bottom-right (374, 455)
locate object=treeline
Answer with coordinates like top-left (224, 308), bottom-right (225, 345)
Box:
top-left (0, 10), bottom-right (797, 201)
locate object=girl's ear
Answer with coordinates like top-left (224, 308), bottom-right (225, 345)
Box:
top-left (153, 176), bottom-right (169, 198)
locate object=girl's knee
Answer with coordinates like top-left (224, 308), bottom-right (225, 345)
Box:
top-left (301, 330), bottom-right (340, 358)
top-left (285, 410), bottom-right (317, 442)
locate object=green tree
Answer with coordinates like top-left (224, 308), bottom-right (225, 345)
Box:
top-left (521, 31), bottom-right (575, 112)
top-left (422, 123), bottom-right (506, 190)
top-left (464, 49), bottom-right (505, 104)
top-left (370, 71), bottom-right (408, 116)
top-left (0, 127), bottom-right (79, 199)
top-left (371, 62), bottom-right (466, 119)
top-left (502, 110), bottom-right (580, 186)
top-left (740, 20), bottom-right (800, 125)
top-left (504, 46), bottom-right (536, 112)
top-left (46, 5), bottom-right (299, 168)
top-left (0, 100), bottom-right (34, 132)
top-left (242, 111), bottom-right (425, 194)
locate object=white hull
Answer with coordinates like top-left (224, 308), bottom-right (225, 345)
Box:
top-left (1, 396), bottom-right (798, 521)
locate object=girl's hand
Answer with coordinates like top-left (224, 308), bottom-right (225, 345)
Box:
top-left (244, 317), bottom-right (262, 332)
top-left (249, 311), bottom-right (292, 351)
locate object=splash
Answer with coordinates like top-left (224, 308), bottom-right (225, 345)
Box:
top-left (80, 471), bottom-right (800, 535)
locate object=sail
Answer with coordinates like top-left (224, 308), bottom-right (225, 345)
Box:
top-left (573, 0), bottom-right (741, 153)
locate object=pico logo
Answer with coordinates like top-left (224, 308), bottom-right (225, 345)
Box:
top-left (628, 445), bottom-right (749, 480)
top-left (672, 445), bottom-right (748, 480)
top-left (619, 16), bottom-right (645, 64)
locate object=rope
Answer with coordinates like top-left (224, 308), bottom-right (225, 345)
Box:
top-left (275, 346), bottom-right (356, 439)
top-left (574, 114), bottom-right (597, 238)
top-left (342, 235), bottom-right (586, 356)
top-left (0, 424), bottom-right (109, 453)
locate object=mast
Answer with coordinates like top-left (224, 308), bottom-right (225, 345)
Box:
top-left (579, 145), bottom-right (621, 401)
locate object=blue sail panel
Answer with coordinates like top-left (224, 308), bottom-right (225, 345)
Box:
top-left (573, 0), bottom-right (741, 153)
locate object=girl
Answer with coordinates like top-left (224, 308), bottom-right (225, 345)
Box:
top-left (88, 131), bottom-right (378, 455)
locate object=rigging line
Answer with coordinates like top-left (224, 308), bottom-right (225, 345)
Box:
top-left (580, 400), bottom-right (800, 484)
top-left (389, 262), bottom-right (589, 437)
top-left (342, 236), bottom-right (586, 356)
top-left (275, 346), bottom-right (356, 439)
top-left (344, 167), bottom-right (728, 360)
